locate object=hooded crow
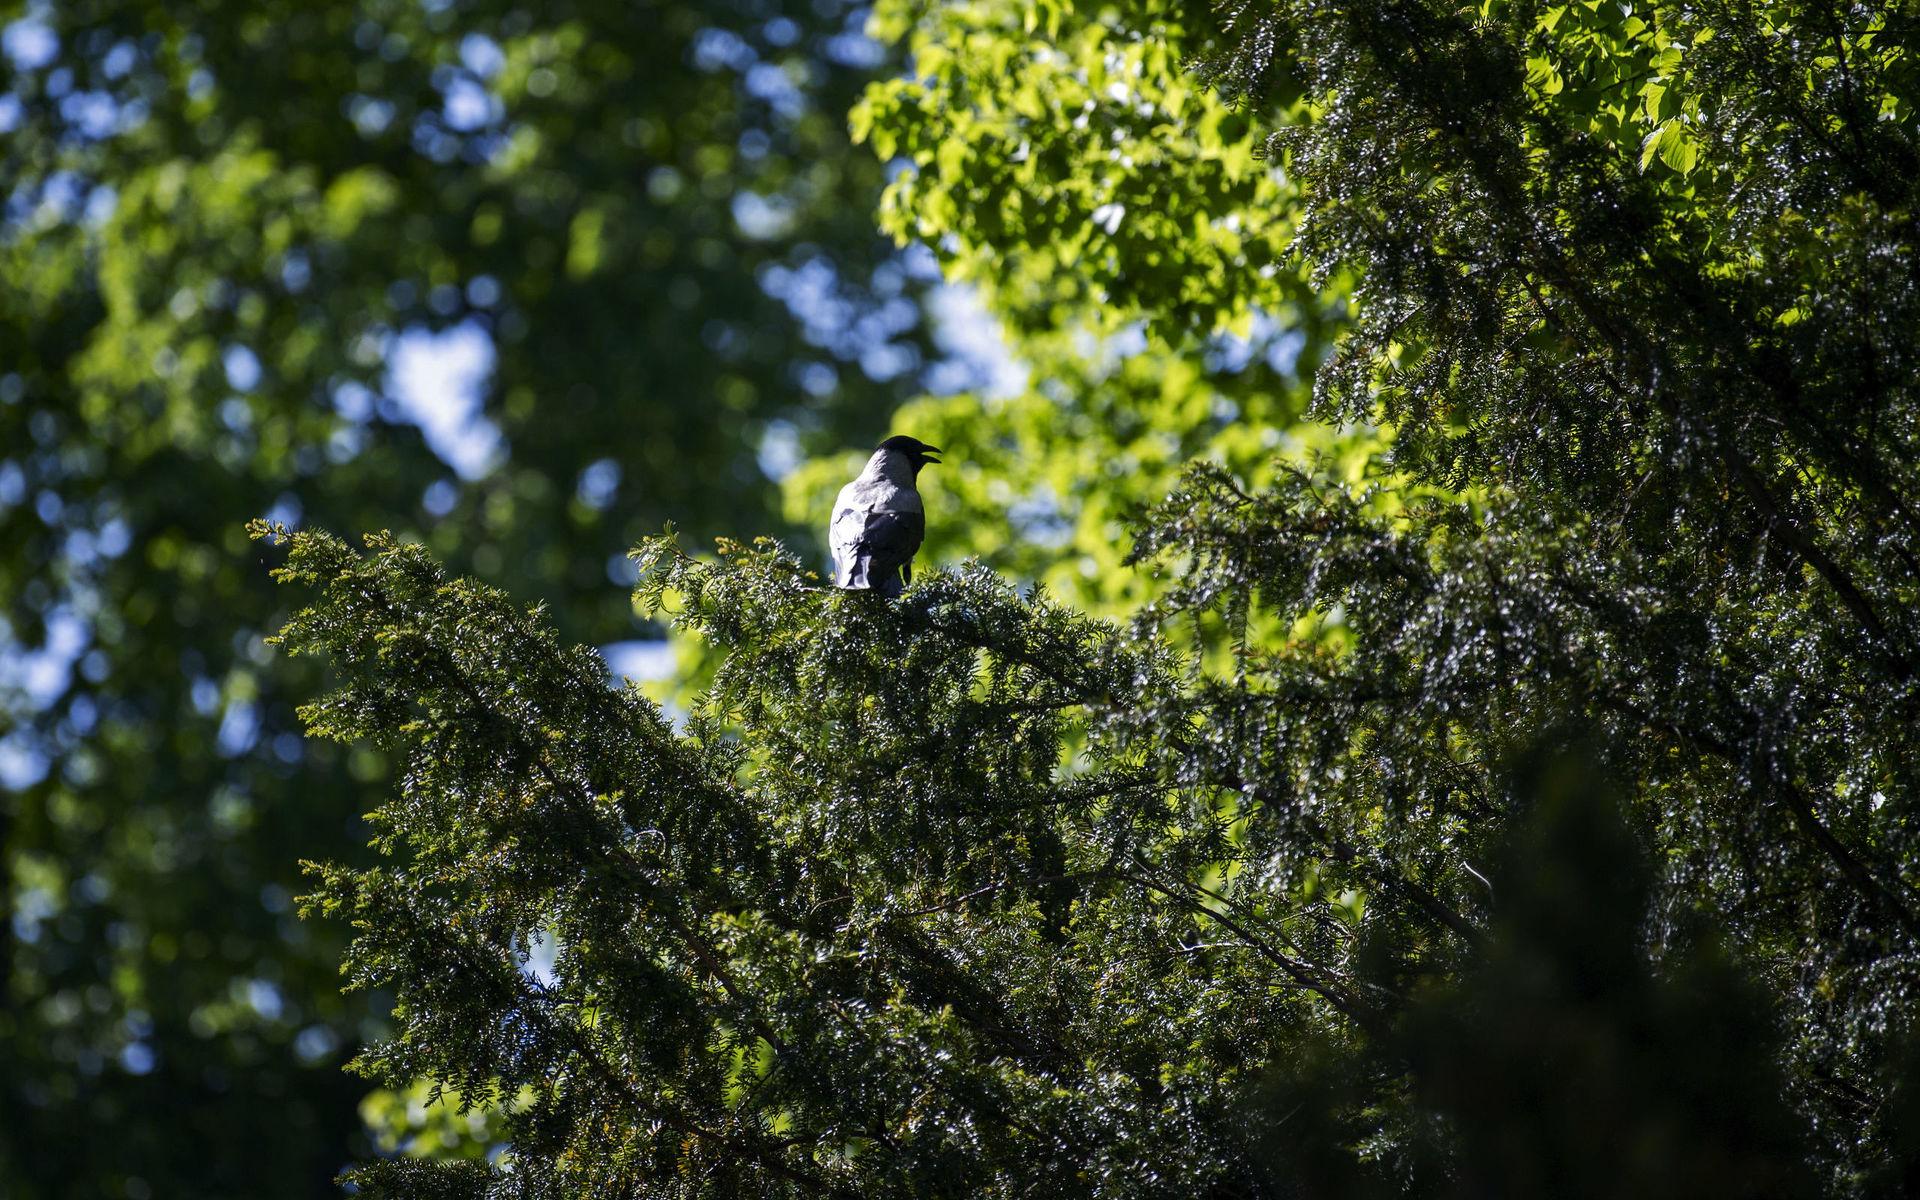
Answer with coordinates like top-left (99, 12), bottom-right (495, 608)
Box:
top-left (830, 435), bottom-right (940, 597)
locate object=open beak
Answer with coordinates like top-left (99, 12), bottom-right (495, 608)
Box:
top-left (921, 446), bottom-right (942, 465)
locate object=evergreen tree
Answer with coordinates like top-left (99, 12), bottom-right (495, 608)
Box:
top-left (864, 0), bottom-right (1920, 1185)
top-left (267, 0), bottom-right (1920, 1191)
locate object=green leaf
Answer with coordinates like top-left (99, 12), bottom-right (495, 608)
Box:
top-left (1638, 118), bottom-right (1697, 173)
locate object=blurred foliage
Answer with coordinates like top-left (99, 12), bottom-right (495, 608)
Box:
top-left (359, 1079), bottom-right (523, 1162)
top-left (0, 0), bottom-right (944, 1194)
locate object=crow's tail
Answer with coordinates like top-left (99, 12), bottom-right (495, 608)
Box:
top-left (835, 554), bottom-right (903, 597)
top-left (836, 554), bottom-right (870, 589)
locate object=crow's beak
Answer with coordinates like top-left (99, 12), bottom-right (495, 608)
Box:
top-left (920, 446), bottom-right (942, 465)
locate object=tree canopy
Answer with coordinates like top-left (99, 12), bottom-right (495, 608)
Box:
top-left (12, 0), bottom-right (1920, 1193)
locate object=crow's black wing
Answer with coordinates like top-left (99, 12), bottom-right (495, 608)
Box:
top-left (833, 507), bottom-right (924, 595)
top-left (859, 509), bottom-right (924, 595)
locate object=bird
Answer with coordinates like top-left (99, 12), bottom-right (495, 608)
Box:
top-left (829, 435), bottom-right (940, 597)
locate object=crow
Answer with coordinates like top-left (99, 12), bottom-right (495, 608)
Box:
top-left (830, 435), bottom-right (940, 597)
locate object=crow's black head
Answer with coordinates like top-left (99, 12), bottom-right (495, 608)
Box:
top-left (877, 435), bottom-right (942, 470)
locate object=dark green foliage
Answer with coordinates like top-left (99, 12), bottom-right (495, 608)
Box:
top-left (267, 0), bottom-right (1920, 1190)
top-left (1246, 746), bottom-right (1818, 1200)
top-left (263, 514), bottom-right (1837, 1196)
top-left (1184, 0), bottom-right (1920, 1186)
top-left (1400, 749), bottom-right (1815, 1200)
top-left (273, 524), bottom-right (1269, 1197)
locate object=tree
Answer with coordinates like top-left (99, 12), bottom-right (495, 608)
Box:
top-left (821, 0), bottom-right (1352, 617)
top-left (1185, 0), bottom-right (1920, 1186)
top-left (256, 517), bottom-right (1817, 1197)
top-left (0, 0), bottom-right (940, 1193)
top-left (859, 0), bottom-right (1920, 1184)
top-left (269, 0), bottom-right (1920, 1192)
